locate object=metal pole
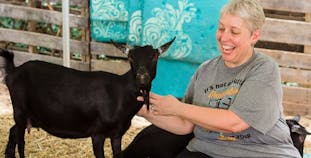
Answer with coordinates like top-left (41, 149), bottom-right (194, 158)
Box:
top-left (62, 0), bottom-right (70, 67)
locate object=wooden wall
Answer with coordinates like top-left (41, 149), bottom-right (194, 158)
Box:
top-left (0, 0), bottom-right (310, 116)
top-left (0, 0), bottom-right (90, 71)
top-left (257, 0), bottom-right (311, 116)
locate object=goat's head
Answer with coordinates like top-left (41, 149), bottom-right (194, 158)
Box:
top-left (111, 38), bottom-right (175, 109)
top-left (286, 115), bottom-right (311, 156)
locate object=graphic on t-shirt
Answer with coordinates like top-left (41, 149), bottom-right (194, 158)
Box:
top-left (200, 78), bottom-right (253, 141)
top-left (204, 79), bottom-right (243, 109)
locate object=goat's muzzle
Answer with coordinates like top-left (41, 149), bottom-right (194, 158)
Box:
top-left (136, 67), bottom-right (151, 89)
top-left (136, 67), bottom-right (152, 110)
top-left (136, 71), bottom-right (151, 88)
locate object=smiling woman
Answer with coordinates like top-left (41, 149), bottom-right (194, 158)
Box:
top-left (216, 0), bottom-right (265, 68)
top-left (126, 0), bottom-right (304, 157)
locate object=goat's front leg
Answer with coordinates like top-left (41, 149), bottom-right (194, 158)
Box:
top-left (111, 136), bottom-right (122, 158)
top-left (91, 135), bottom-right (105, 158)
top-left (16, 123), bottom-right (26, 158)
top-left (5, 125), bottom-right (17, 158)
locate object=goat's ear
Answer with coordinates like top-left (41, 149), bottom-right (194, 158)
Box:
top-left (110, 40), bottom-right (130, 54)
top-left (158, 37), bottom-right (176, 54)
top-left (293, 115), bottom-right (301, 122)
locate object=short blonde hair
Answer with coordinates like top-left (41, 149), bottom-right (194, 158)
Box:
top-left (220, 0), bottom-right (265, 33)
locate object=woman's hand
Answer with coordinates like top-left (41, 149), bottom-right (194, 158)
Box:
top-left (136, 96), bottom-right (154, 117)
top-left (136, 104), bottom-right (149, 117)
top-left (136, 92), bottom-right (195, 135)
top-left (148, 92), bottom-right (181, 116)
top-left (137, 92), bottom-right (182, 116)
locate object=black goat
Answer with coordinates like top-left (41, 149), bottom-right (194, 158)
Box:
top-left (0, 38), bottom-right (174, 158)
top-left (286, 115), bottom-right (311, 157)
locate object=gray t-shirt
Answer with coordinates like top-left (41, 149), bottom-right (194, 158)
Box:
top-left (184, 52), bottom-right (301, 158)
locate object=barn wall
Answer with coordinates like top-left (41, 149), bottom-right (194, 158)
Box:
top-left (0, 0), bottom-right (310, 116)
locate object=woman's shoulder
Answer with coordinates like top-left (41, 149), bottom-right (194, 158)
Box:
top-left (252, 51), bottom-right (279, 71)
top-left (248, 51), bottom-right (280, 79)
top-left (199, 55), bottom-right (222, 68)
top-left (254, 51), bottom-right (278, 66)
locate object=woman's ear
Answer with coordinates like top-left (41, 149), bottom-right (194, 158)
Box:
top-left (251, 29), bottom-right (261, 45)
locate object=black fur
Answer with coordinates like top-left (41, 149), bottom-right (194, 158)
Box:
top-left (0, 38), bottom-right (174, 158)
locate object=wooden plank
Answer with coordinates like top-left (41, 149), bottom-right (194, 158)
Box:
top-left (258, 0), bottom-right (311, 14)
top-left (283, 101), bottom-right (311, 116)
top-left (91, 59), bottom-right (129, 75)
top-left (0, 0), bottom-right (89, 8)
top-left (27, 0), bottom-right (37, 54)
top-left (305, 13), bottom-right (311, 54)
top-left (0, 28), bottom-right (89, 54)
top-left (256, 48), bottom-right (311, 70)
top-left (0, 0), bottom-right (25, 5)
top-left (280, 67), bottom-right (311, 86)
top-left (47, 0), bottom-right (88, 7)
top-left (264, 13), bottom-right (305, 22)
top-left (283, 86), bottom-right (311, 106)
top-left (91, 41), bottom-right (126, 58)
top-left (261, 18), bottom-right (311, 46)
top-left (0, 3), bottom-right (88, 28)
top-left (79, 6), bottom-right (91, 63)
top-left (13, 50), bottom-right (90, 71)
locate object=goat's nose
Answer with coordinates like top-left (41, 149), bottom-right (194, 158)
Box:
top-left (136, 73), bottom-right (150, 86)
top-left (136, 67), bottom-right (150, 86)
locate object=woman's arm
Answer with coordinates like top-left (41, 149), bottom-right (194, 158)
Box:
top-left (137, 105), bottom-right (194, 135)
top-left (148, 93), bottom-right (250, 133)
top-left (177, 102), bottom-right (250, 133)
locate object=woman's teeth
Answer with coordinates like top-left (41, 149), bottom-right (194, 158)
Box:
top-left (222, 45), bottom-right (234, 51)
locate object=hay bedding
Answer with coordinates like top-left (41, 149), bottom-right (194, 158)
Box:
top-left (1, 83), bottom-right (311, 157)
top-left (0, 114), bottom-right (145, 158)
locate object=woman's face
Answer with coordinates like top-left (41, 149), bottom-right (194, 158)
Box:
top-left (216, 13), bottom-right (261, 68)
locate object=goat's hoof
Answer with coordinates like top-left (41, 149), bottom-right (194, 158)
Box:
top-left (5, 150), bottom-right (16, 158)
top-left (5, 154), bottom-right (16, 158)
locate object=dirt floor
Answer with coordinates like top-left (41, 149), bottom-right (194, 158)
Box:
top-left (0, 83), bottom-right (310, 157)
